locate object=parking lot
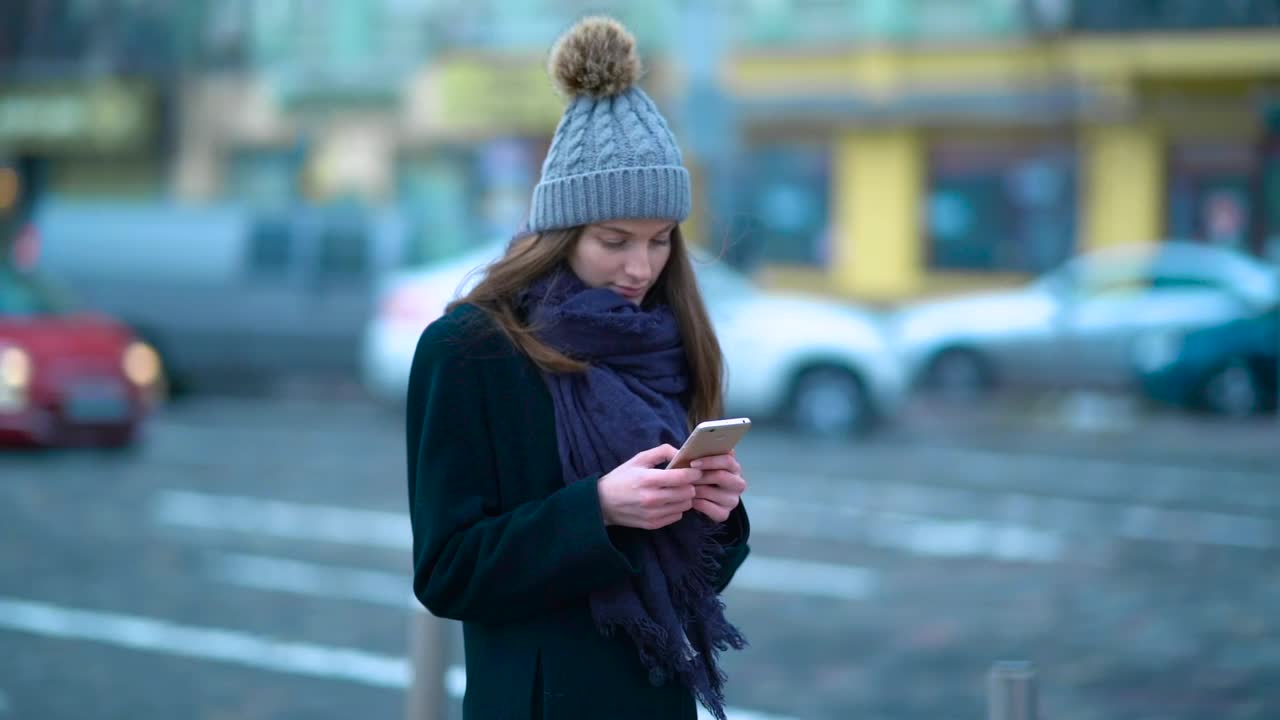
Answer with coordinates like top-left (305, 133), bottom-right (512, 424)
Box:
top-left (1, 391), bottom-right (1277, 720)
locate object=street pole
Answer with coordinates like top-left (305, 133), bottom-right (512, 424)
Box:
top-left (405, 607), bottom-right (447, 720)
top-left (987, 661), bottom-right (1039, 720)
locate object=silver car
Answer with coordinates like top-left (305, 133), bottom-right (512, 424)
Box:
top-left (893, 241), bottom-right (1279, 396)
top-left (362, 243), bottom-right (906, 435)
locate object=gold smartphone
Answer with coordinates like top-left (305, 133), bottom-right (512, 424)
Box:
top-left (668, 418), bottom-right (752, 469)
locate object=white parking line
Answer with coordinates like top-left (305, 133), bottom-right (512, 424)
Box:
top-left (149, 489), bottom-right (1062, 563)
top-left (745, 497), bottom-right (1066, 563)
top-left (0, 596), bottom-right (409, 688)
top-left (211, 551), bottom-right (877, 605)
top-left (154, 487), bottom-right (1278, 568)
top-left (0, 597), bottom-right (795, 720)
top-left (211, 553), bottom-right (417, 609)
top-left (151, 490), bottom-right (411, 550)
top-left (732, 556), bottom-right (877, 601)
top-left (922, 446), bottom-right (1277, 484)
top-left (157, 491), bottom-right (884, 600)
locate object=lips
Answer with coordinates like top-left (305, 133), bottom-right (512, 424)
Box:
top-left (613, 285), bottom-right (646, 299)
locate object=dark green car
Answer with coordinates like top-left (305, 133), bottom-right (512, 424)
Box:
top-left (1135, 305), bottom-right (1279, 417)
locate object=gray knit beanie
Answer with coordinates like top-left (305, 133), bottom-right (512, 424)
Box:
top-left (528, 17), bottom-right (691, 233)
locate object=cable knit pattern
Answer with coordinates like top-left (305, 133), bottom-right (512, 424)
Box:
top-left (530, 84), bottom-right (689, 232)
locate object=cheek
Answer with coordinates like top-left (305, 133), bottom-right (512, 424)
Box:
top-left (651, 245), bottom-right (672, 274)
top-left (570, 246), bottom-right (616, 286)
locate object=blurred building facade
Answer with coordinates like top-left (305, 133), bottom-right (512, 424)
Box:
top-left (4, 0), bottom-right (1280, 301)
top-left (169, 0), bottom-right (684, 264)
top-left (0, 0), bottom-right (178, 260)
top-left (715, 0), bottom-right (1280, 301)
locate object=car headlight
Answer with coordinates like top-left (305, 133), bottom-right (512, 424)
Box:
top-left (1, 346), bottom-right (32, 389)
top-left (122, 341), bottom-right (161, 387)
top-left (1132, 331), bottom-right (1182, 372)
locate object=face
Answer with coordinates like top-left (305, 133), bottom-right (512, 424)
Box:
top-left (568, 219), bottom-right (675, 304)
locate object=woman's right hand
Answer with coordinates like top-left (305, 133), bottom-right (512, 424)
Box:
top-left (598, 444), bottom-right (703, 530)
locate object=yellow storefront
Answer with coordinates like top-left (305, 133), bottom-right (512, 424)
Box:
top-left (725, 31), bottom-right (1280, 303)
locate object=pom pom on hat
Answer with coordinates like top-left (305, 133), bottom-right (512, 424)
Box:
top-left (548, 16), bottom-right (642, 99)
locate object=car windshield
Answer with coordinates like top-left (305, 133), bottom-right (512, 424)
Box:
top-left (0, 267), bottom-right (77, 316)
top-left (1038, 242), bottom-right (1278, 304)
top-left (1041, 247), bottom-right (1154, 298)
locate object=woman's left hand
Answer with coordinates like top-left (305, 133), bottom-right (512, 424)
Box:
top-left (688, 452), bottom-right (746, 523)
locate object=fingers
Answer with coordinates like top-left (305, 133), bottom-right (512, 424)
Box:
top-left (632, 444), bottom-right (678, 467)
top-left (692, 498), bottom-right (731, 523)
top-left (692, 470), bottom-right (747, 493)
top-left (693, 485), bottom-right (741, 510)
top-left (689, 453), bottom-right (741, 475)
top-left (640, 483), bottom-right (697, 509)
top-left (647, 467), bottom-right (703, 487)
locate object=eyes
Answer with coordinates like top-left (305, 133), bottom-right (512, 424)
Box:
top-left (599, 235), bottom-right (671, 249)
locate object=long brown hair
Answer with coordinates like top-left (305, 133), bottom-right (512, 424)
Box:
top-left (449, 225), bottom-right (724, 427)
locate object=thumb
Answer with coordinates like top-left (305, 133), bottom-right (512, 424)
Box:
top-left (631, 444), bottom-right (678, 467)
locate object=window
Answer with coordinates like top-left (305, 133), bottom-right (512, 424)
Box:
top-left (1149, 273), bottom-right (1229, 292)
top-left (317, 213), bottom-right (369, 276)
top-left (247, 215), bottom-right (293, 273)
top-left (927, 140), bottom-right (1077, 273)
top-left (1070, 0), bottom-right (1280, 31)
top-left (1073, 264), bottom-right (1152, 299)
top-left (725, 143), bottom-right (831, 267)
top-left (398, 138), bottom-right (541, 266)
top-left (1166, 142), bottom-right (1258, 254)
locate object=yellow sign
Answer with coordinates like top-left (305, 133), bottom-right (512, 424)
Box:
top-left (436, 59), bottom-right (566, 134)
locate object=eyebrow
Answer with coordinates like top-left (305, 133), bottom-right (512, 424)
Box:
top-left (597, 223), bottom-right (676, 237)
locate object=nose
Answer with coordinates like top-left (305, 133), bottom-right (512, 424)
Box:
top-left (623, 246), bottom-right (651, 284)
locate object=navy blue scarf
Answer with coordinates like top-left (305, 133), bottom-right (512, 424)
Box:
top-left (520, 268), bottom-right (746, 720)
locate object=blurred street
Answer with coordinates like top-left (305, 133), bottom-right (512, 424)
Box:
top-left (1, 391), bottom-right (1276, 720)
top-left (4, 2), bottom-right (1280, 719)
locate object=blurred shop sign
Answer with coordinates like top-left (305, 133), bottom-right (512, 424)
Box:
top-left (421, 60), bottom-right (564, 134)
top-left (0, 84), bottom-right (152, 153)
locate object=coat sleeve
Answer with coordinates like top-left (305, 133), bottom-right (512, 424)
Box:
top-left (713, 503), bottom-right (751, 594)
top-left (406, 318), bottom-right (638, 625)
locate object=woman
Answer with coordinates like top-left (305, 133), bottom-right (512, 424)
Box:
top-left (406, 17), bottom-right (750, 720)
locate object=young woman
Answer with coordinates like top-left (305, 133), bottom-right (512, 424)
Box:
top-left (406, 17), bottom-right (750, 720)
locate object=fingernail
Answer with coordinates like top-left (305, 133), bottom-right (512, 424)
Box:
top-left (691, 460), bottom-right (703, 468)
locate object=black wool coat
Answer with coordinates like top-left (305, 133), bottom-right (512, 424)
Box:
top-left (406, 303), bottom-right (750, 720)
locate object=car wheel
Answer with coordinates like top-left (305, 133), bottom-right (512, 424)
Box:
top-left (788, 366), bottom-right (871, 437)
top-left (923, 348), bottom-right (992, 400)
top-left (1203, 360), bottom-right (1261, 418)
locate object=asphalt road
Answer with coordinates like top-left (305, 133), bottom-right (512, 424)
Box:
top-left (1, 394), bottom-right (1277, 720)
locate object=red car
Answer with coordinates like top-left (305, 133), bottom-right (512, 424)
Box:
top-left (0, 265), bottom-right (161, 448)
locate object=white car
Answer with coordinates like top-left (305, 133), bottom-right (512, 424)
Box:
top-left (893, 241), bottom-right (1280, 396)
top-left (362, 243), bottom-right (905, 435)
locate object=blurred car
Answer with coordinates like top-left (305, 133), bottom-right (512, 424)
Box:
top-left (362, 242), bottom-right (905, 435)
top-left (1133, 305), bottom-right (1278, 417)
top-left (0, 265), bottom-right (162, 448)
top-left (32, 200), bottom-right (408, 394)
top-left (893, 241), bottom-right (1279, 397)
